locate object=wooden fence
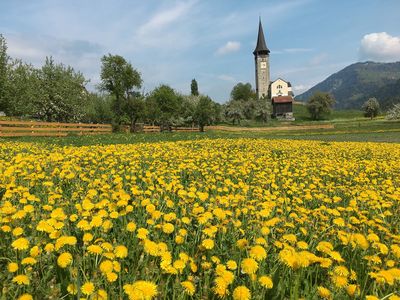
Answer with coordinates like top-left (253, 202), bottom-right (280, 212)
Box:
top-left (0, 120), bottom-right (112, 137)
top-left (142, 125), bottom-right (200, 133)
top-left (0, 120), bottom-right (200, 137)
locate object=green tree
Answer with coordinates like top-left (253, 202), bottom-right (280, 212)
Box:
top-left (224, 100), bottom-right (244, 125)
top-left (3, 60), bottom-right (38, 116)
top-left (194, 95), bottom-right (215, 132)
top-left (125, 93), bottom-right (145, 132)
top-left (306, 92), bottom-right (335, 120)
top-left (0, 34), bottom-right (9, 112)
top-left (362, 97), bottom-right (380, 119)
top-left (146, 85), bottom-right (182, 130)
top-left (99, 54), bottom-right (142, 125)
top-left (35, 57), bottom-right (88, 122)
top-left (82, 93), bottom-right (114, 124)
top-left (180, 95), bottom-right (199, 126)
top-left (191, 79), bottom-right (199, 96)
top-left (230, 82), bottom-right (256, 102)
top-left (253, 98), bottom-right (271, 123)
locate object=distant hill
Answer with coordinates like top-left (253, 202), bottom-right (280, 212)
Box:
top-left (296, 61), bottom-right (400, 110)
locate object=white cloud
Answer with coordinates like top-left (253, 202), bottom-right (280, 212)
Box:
top-left (293, 84), bottom-right (312, 94)
top-left (216, 41), bottom-right (241, 55)
top-left (360, 32), bottom-right (400, 62)
top-left (138, 1), bottom-right (195, 36)
top-left (218, 74), bottom-right (235, 82)
top-left (310, 53), bottom-right (328, 65)
top-left (283, 48), bottom-right (313, 53)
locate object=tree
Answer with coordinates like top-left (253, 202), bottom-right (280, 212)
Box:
top-left (362, 97), bottom-right (380, 119)
top-left (0, 34), bottom-right (9, 112)
top-left (82, 93), bottom-right (114, 124)
top-left (146, 85), bottom-right (181, 130)
top-left (194, 95), bottom-right (215, 132)
top-left (253, 98), bottom-right (271, 123)
top-left (386, 103), bottom-right (400, 120)
top-left (125, 93), bottom-right (145, 132)
top-left (3, 60), bottom-right (38, 116)
top-left (230, 82), bottom-right (256, 102)
top-left (35, 57), bottom-right (88, 122)
top-left (99, 54), bottom-right (142, 125)
top-left (307, 92), bottom-right (335, 120)
top-left (191, 79), bottom-right (199, 96)
top-left (224, 100), bottom-right (244, 125)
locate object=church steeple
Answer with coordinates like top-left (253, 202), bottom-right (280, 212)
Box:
top-left (253, 18), bottom-right (270, 100)
top-left (253, 19), bottom-right (270, 56)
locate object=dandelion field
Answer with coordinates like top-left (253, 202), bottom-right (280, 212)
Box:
top-left (0, 139), bottom-right (399, 299)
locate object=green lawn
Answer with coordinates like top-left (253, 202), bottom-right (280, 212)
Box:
top-left (2, 119), bottom-right (399, 146)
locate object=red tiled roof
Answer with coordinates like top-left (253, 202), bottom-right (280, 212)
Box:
top-left (272, 96), bottom-right (293, 103)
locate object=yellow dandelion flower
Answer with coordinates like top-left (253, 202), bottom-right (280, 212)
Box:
top-left (202, 239), bottom-right (214, 250)
top-left (106, 272), bottom-right (118, 282)
top-left (81, 282), bottom-right (95, 296)
top-left (8, 262), bottom-right (19, 273)
top-left (181, 281), bottom-right (195, 296)
top-left (57, 252), bottom-right (73, 268)
top-left (127, 222), bottom-right (137, 232)
top-left (241, 258), bottom-right (259, 274)
top-left (87, 245), bottom-right (103, 255)
top-left (12, 274), bottom-right (30, 285)
top-left (93, 289), bottom-right (108, 300)
top-left (227, 260), bottom-right (237, 270)
top-left (123, 281), bottom-right (158, 300)
top-left (162, 223), bottom-right (175, 234)
top-left (249, 245), bottom-right (267, 261)
top-left (18, 294), bottom-right (33, 300)
top-left (331, 275), bottom-right (348, 288)
top-left (114, 245), bottom-right (128, 258)
top-left (21, 257), bottom-right (37, 265)
top-left (232, 286), bottom-right (251, 300)
top-left (258, 275), bottom-right (273, 289)
top-left (12, 237), bottom-right (30, 250)
top-left (100, 260), bottom-right (114, 274)
top-left (12, 227), bottom-right (24, 236)
top-left (317, 286), bottom-right (332, 299)
top-left (67, 283), bottom-right (78, 295)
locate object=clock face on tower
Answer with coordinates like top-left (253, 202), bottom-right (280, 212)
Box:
top-left (260, 62), bottom-right (267, 69)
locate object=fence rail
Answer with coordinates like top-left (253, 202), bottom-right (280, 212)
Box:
top-left (0, 120), bottom-right (200, 137)
top-left (0, 120), bottom-right (112, 137)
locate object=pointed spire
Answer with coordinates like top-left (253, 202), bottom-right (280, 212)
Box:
top-left (253, 18), bottom-right (270, 56)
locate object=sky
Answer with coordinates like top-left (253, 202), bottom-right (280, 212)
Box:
top-left (1, 0), bottom-right (400, 103)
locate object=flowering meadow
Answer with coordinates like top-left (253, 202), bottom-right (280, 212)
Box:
top-left (0, 139), bottom-right (399, 300)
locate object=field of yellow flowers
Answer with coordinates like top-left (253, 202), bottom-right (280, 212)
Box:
top-left (0, 139), bottom-right (399, 300)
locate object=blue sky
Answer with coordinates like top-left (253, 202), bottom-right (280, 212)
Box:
top-left (1, 0), bottom-right (400, 103)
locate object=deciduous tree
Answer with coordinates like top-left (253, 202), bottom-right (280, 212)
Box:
top-left (194, 95), bottom-right (214, 132)
top-left (0, 34), bottom-right (9, 112)
top-left (34, 57), bottom-right (87, 122)
top-left (99, 54), bottom-right (142, 125)
top-left (362, 97), bottom-right (380, 119)
top-left (307, 92), bottom-right (335, 120)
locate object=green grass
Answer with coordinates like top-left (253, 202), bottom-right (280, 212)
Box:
top-left (2, 118), bottom-right (399, 146)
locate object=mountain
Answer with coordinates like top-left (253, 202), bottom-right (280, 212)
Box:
top-left (296, 61), bottom-right (400, 109)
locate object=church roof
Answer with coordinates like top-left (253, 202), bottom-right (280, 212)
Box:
top-left (272, 96), bottom-right (294, 103)
top-left (253, 19), bottom-right (270, 56)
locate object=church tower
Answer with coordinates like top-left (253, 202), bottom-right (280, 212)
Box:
top-left (253, 19), bottom-right (270, 100)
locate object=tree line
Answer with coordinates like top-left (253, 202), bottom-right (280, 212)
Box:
top-left (0, 34), bottom-right (277, 131)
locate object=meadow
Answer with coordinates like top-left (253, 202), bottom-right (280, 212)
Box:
top-left (0, 138), bottom-right (399, 299)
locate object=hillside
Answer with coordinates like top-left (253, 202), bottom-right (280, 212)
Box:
top-left (296, 61), bottom-right (400, 109)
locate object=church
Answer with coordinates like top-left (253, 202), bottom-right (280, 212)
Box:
top-left (253, 20), bottom-right (294, 120)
